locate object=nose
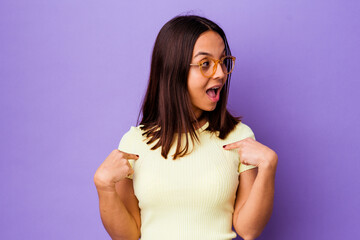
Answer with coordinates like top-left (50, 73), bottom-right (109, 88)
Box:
top-left (212, 61), bottom-right (226, 80)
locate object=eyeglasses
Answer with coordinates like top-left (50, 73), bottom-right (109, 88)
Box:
top-left (190, 56), bottom-right (236, 78)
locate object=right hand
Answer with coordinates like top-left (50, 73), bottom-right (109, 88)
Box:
top-left (94, 149), bottom-right (139, 191)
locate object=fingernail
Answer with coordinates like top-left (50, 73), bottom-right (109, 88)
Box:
top-left (223, 145), bottom-right (226, 148)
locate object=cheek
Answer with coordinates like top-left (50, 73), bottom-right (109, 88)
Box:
top-left (187, 71), bottom-right (207, 97)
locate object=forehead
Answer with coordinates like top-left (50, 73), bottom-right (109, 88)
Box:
top-left (192, 31), bottom-right (225, 57)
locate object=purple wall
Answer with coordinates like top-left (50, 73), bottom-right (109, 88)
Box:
top-left (1, 0), bottom-right (359, 239)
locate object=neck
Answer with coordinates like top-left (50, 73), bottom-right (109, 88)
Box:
top-left (192, 112), bottom-right (207, 130)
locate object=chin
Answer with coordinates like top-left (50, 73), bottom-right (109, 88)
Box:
top-left (203, 104), bottom-right (217, 112)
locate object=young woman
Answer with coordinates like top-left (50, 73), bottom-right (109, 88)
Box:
top-left (94, 15), bottom-right (278, 240)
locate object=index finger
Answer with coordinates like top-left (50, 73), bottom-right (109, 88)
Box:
top-left (118, 150), bottom-right (140, 160)
top-left (223, 141), bottom-right (243, 150)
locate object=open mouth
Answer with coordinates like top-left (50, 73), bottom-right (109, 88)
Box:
top-left (206, 86), bottom-right (221, 102)
top-left (206, 87), bottom-right (219, 98)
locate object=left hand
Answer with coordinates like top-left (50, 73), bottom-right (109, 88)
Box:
top-left (223, 137), bottom-right (278, 170)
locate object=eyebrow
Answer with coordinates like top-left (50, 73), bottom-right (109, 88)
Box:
top-left (194, 49), bottom-right (226, 58)
top-left (194, 52), bottom-right (212, 58)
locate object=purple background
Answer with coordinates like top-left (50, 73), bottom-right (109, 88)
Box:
top-left (1, 0), bottom-right (359, 239)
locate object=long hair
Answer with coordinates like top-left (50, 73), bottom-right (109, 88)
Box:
top-left (138, 15), bottom-right (241, 159)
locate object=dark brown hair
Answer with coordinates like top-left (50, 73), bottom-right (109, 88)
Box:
top-left (138, 15), bottom-right (241, 159)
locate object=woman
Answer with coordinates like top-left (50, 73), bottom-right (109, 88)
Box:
top-left (94, 15), bottom-right (278, 240)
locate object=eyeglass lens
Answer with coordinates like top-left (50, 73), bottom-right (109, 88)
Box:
top-left (200, 57), bottom-right (234, 77)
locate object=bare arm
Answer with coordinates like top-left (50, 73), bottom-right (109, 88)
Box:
top-left (94, 150), bottom-right (141, 240)
top-left (224, 138), bottom-right (278, 240)
top-left (96, 180), bottom-right (140, 240)
top-left (233, 163), bottom-right (276, 240)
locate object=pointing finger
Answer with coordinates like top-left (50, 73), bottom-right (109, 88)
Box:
top-left (118, 150), bottom-right (140, 160)
top-left (223, 141), bottom-right (242, 150)
top-left (124, 153), bottom-right (140, 160)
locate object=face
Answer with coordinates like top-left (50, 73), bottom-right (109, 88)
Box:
top-left (187, 30), bottom-right (227, 119)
